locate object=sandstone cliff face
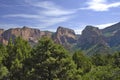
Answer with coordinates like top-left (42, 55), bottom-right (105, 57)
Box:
top-left (0, 26), bottom-right (53, 45)
top-left (54, 26), bottom-right (76, 44)
top-left (53, 26), bottom-right (77, 50)
top-left (0, 26), bottom-right (77, 49)
top-left (40, 31), bottom-right (53, 38)
top-left (2, 26), bottom-right (41, 44)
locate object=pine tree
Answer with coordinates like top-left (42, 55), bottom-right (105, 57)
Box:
top-left (72, 50), bottom-right (92, 73)
top-left (27, 37), bottom-right (81, 80)
top-left (0, 44), bottom-right (9, 79)
top-left (5, 37), bottom-right (31, 80)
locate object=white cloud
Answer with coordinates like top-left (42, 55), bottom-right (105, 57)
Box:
top-left (3, 14), bottom-right (42, 19)
top-left (41, 16), bottom-right (71, 23)
top-left (38, 1), bottom-right (76, 16)
top-left (74, 29), bottom-right (83, 34)
top-left (81, 0), bottom-right (120, 11)
top-left (95, 22), bottom-right (117, 29)
top-left (3, 1), bottom-right (77, 29)
top-left (41, 9), bottom-right (75, 17)
top-left (25, 0), bottom-right (77, 16)
top-left (38, 16), bottom-right (72, 28)
top-left (25, 0), bottom-right (59, 9)
top-left (3, 14), bottom-right (72, 29)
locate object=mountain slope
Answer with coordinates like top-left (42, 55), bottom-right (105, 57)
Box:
top-left (77, 26), bottom-right (110, 55)
top-left (102, 22), bottom-right (120, 37)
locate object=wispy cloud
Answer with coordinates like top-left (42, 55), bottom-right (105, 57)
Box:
top-left (41, 9), bottom-right (76, 17)
top-left (95, 22), bottom-right (117, 29)
top-left (40, 16), bottom-right (71, 24)
top-left (0, 1), bottom-right (27, 7)
top-left (81, 0), bottom-right (120, 11)
top-left (3, 14), bottom-right (41, 19)
top-left (25, 0), bottom-right (77, 16)
top-left (37, 16), bottom-right (72, 28)
top-left (3, 1), bottom-right (77, 28)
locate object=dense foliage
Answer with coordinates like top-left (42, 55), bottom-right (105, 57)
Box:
top-left (0, 37), bottom-right (120, 80)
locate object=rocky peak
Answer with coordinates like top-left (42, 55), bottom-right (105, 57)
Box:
top-left (56, 26), bottom-right (76, 36)
top-left (82, 26), bottom-right (102, 36)
top-left (22, 26), bottom-right (29, 29)
top-left (54, 26), bottom-right (76, 44)
top-left (78, 26), bottom-right (107, 50)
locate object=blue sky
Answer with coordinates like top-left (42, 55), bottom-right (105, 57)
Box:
top-left (0, 0), bottom-right (120, 34)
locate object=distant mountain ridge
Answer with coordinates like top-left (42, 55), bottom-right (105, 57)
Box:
top-left (0, 22), bottom-right (120, 55)
top-left (102, 22), bottom-right (120, 36)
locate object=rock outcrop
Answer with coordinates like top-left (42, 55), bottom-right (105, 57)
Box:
top-left (0, 26), bottom-right (53, 45)
top-left (77, 26), bottom-right (111, 55)
top-left (78, 26), bottom-right (107, 49)
top-left (54, 26), bottom-right (76, 44)
top-left (53, 26), bottom-right (77, 50)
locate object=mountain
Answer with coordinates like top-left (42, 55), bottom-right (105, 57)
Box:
top-left (0, 22), bottom-right (120, 55)
top-left (77, 26), bottom-right (110, 55)
top-left (1, 26), bottom-right (53, 45)
top-left (53, 26), bottom-right (77, 50)
top-left (0, 26), bottom-right (76, 49)
top-left (110, 30), bottom-right (120, 47)
top-left (101, 22), bottom-right (120, 51)
top-left (54, 26), bottom-right (76, 44)
top-left (77, 26), bottom-right (104, 49)
top-left (102, 22), bottom-right (120, 37)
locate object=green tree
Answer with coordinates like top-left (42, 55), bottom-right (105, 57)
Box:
top-left (91, 53), bottom-right (115, 67)
top-left (91, 54), bottom-right (107, 66)
top-left (0, 44), bottom-right (9, 79)
top-left (4, 38), bottom-right (14, 70)
top-left (0, 44), bottom-right (7, 61)
top-left (27, 37), bottom-right (81, 80)
top-left (82, 65), bottom-right (120, 80)
top-left (72, 50), bottom-right (92, 74)
top-left (113, 52), bottom-right (120, 68)
top-left (5, 37), bottom-right (31, 80)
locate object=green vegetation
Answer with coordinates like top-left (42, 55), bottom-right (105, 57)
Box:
top-left (0, 37), bottom-right (120, 80)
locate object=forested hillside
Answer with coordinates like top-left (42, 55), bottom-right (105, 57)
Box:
top-left (0, 37), bottom-right (120, 80)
